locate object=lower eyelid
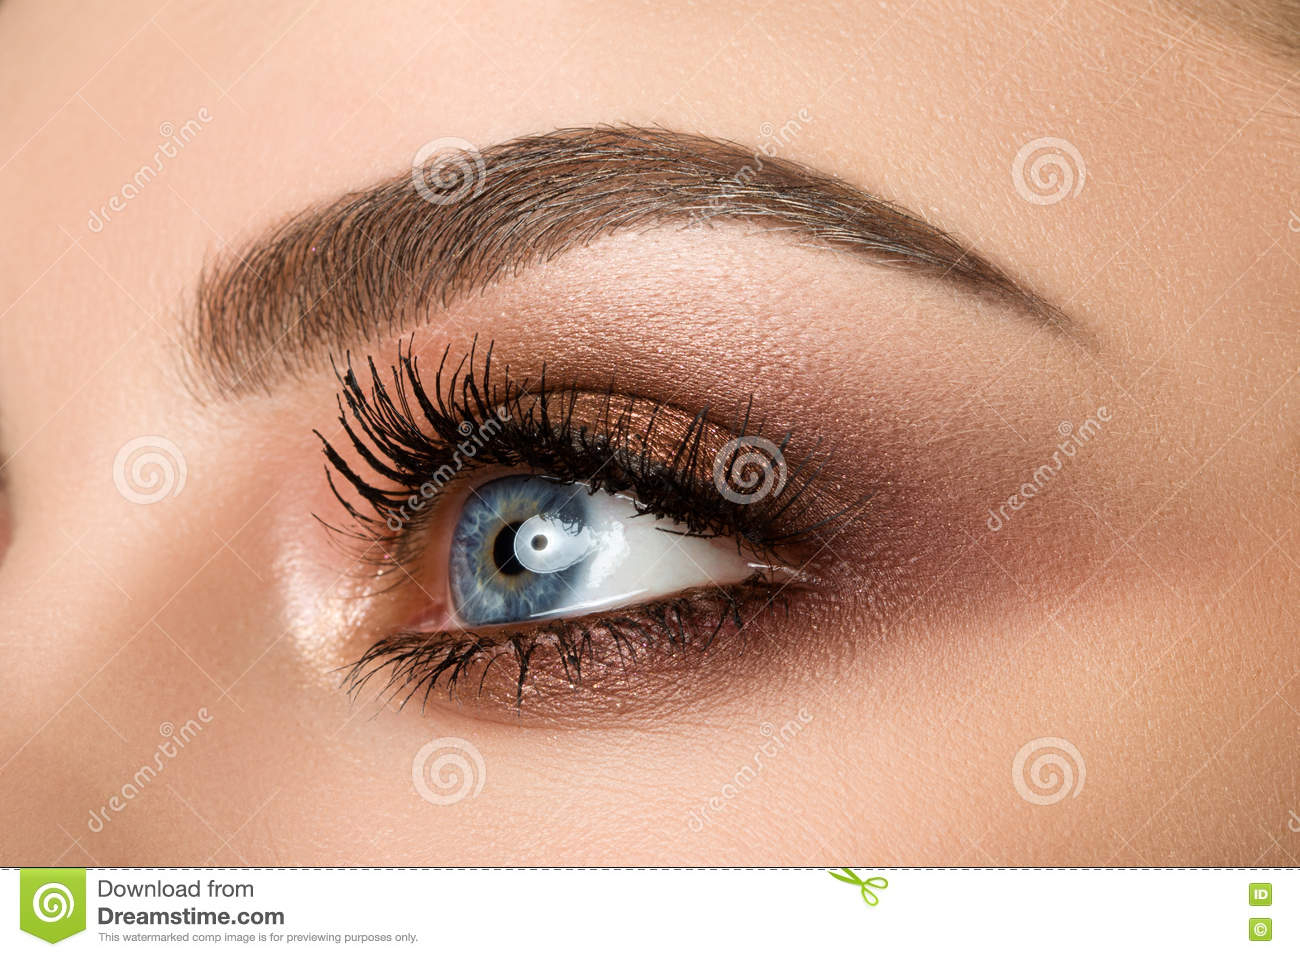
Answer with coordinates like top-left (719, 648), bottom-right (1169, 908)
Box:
top-left (343, 574), bottom-right (801, 722)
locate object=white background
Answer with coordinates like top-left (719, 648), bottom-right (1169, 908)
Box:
top-left (7, 868), bottom-right (1293, 955)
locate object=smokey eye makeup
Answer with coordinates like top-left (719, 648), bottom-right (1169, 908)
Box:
top-left (315, 338), bottom-right (857, 713)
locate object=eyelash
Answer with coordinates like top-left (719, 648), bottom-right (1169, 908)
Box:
top-left (316, 337), bottom-right (844, 710)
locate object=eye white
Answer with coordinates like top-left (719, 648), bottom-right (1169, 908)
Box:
top-left (528, 490), bottom-right (757, 619)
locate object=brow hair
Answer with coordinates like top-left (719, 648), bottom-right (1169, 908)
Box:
top-left (191, 126), bottom-right (1069, 398)
top-left (1174, 0), bottom-right (1300, 59)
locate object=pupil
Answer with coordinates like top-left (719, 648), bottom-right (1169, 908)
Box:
top-left (492, 522), bottom-right (527, 576)
top-left (530, 534), bottom-right (548, 551)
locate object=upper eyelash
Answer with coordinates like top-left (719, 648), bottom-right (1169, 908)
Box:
top-left (314, 336), bottom-right (851, 572)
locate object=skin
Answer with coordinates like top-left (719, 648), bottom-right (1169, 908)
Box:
top-left (0, 0), bottom-right (1297, 865)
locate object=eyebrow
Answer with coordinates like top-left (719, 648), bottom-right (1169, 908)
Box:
top-left (190, 126), bottom-right (1074, 397)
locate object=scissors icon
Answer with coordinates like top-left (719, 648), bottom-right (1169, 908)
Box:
top-left (828, 867), bottom-right (888, 906)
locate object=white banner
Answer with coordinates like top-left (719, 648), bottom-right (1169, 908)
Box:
top-left (7, 868), bottom-right (1291, 954)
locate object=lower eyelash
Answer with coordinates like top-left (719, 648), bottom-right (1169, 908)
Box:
top-left (341, 576), bottom-right (790, 712)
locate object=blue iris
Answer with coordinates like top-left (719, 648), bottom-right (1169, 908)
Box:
top-left (449, 475), bottom-right (593, 626)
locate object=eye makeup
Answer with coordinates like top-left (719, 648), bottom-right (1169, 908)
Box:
top-left (315, 338), bottom-right (855, 713)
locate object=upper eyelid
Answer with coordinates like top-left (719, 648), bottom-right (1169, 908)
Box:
top-left (316, 341), bottom-right (853, 570)
top-left (188, 125), bottom-right (1082, 401)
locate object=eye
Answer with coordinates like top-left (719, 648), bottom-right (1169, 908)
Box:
top-left (321, 339), bottom-right (847, 715)
top-left (448, 474), bottom-right (758, 627)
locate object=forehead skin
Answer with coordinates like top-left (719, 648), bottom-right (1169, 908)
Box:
top-left (0, 0), bottom-right (1296, 865)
